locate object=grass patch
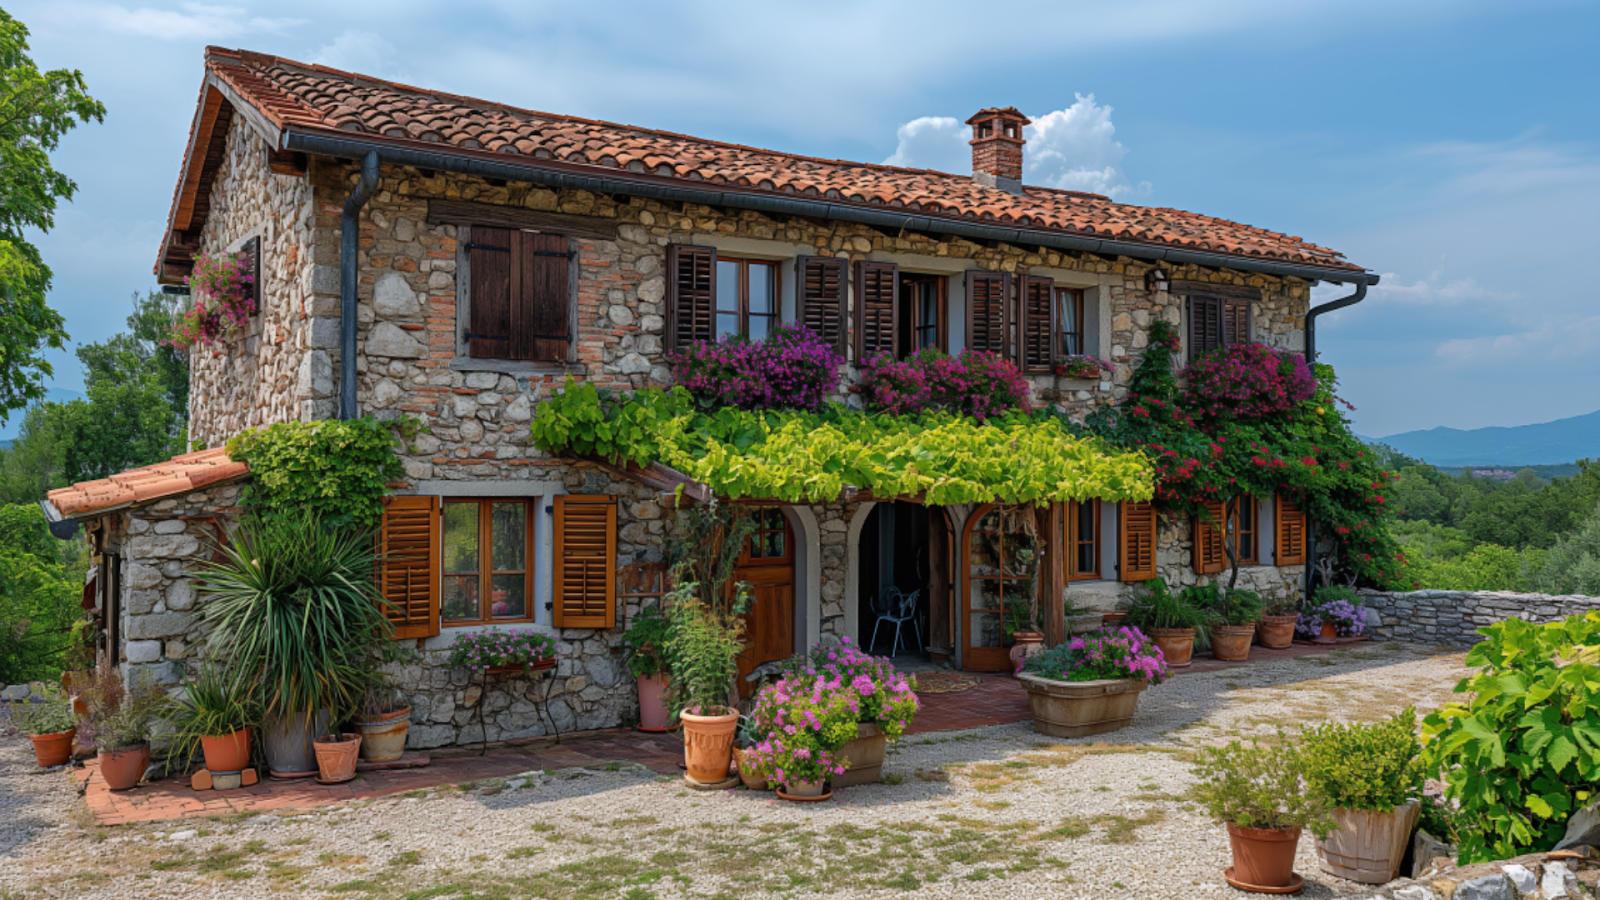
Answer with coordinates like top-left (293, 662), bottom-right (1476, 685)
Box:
top-left (389, 850), bottom-right (423, 867)
top-left (506, 846), bottom-right (543, 859)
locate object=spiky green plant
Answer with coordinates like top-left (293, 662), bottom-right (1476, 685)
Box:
top-left (161, 663), bottom-right (261, 766)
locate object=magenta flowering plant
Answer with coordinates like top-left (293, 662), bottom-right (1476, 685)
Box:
top-left (1183, 343), bottom-right (1317, 421)
top-left (445, 629), bottom-right (558, 672)
top-left (1054, 354), bottom-right (1112, 379)
top-left (741, 672), bottom-right (866, 787)
top-left (168, 251), bottom-right (258, 349)
top-left (1021, 626), bottom-right (1170, 685)
top-left (668, 323), bottom-right (844, 412)
top-left (779, 636), bottom-right (920, 737)
top-left (857, 348), bottom-right (1031, 421)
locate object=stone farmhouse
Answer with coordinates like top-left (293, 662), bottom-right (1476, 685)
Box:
top-left (40, 48), bottom-right (1379, 748)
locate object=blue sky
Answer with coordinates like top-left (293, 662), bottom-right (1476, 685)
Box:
top-left (8, 0), bottom-right (1599, 438)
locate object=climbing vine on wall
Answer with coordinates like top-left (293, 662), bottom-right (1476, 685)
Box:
top-left (226, 417), bottom-right (423, 528)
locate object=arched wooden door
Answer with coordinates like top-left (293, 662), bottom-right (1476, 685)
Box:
top-left (734, 507), bottom-right (795, 696)
top-left (960, 504), bottom-right (1039, 672)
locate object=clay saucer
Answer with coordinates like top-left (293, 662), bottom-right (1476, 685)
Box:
top-left (775, 788), bottom-right (834, 803)
top-left (1223, 868), bottom-right (1304, 894)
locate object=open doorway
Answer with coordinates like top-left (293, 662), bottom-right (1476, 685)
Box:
top-left (857, 502), bottom-right (951, 661)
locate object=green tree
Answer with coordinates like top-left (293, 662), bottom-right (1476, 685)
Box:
top-left (0, 11), bottom-right (105, 420)
top-left (0, 503), bottom-right (81, 683)
top-left (1531, 502), bottom-right (1600, 596)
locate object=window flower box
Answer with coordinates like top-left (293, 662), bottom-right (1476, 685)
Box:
top-left (447, 630), bottom-right (558, 675)
top-left (1053, 354), bottom-right (1111, 380)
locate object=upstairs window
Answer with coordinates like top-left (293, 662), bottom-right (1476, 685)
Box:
top-left (898, 273), bottom-right (947, 356)
top-left (1058, 288), bottom-right (1085, 357)
top-left (716, 257), bottom-right (780, 340)
top-left (466, 226), bottom-right (572, 362)
top-left (1187, 293), bottom-right (1252, 359)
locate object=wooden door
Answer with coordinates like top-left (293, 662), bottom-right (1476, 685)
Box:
top-left (961, 504), bottom-right (1038, 673)
top-left (927, 507), bottom-right (953, 656)
top-left (734, 508), bottom-right (795, 696)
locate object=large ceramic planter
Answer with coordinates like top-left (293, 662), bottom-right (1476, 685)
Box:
top-left (1226, 823), bottom-right (1302, 891)
top-left (636, 674), bottom-right (673, 732)
top-left (832, 723), bottom-right (888, 787)
top-left (680, 706), bottom-right (739, 784)
top-left (262, 710), bottom-right (330, 778)
top-left (1212, 624), bottom-right (1257, 662)
top-left (28, 729), bottom-right (75, 768)
top-left (313, 733), bottom-right (362, 783)
top-left (1008, 631), bottom-right (1045, 674)
top-left (1151, 627), bottom-right (1195, 668)
top-left (1258, 615), bottom-right (1298, 650)
top-left (353, 709), bottom-right (410, 763)
top-left (1316, 800), bottom-right (1420, 884)
top-left (200, 728), bottom-right (252, 773)
top-left (1018, 673), bottom-right (1147, 738)
top-left (98, 744), bottom-right (150, 791)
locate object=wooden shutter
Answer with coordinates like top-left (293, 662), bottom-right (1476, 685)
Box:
top-left (1118, 500), bottom-right (1158, 582)
top-left (796, 255), bottom-right (847, 351)
top-left (966, 270), bottom-right (1011, 356)
top-left (1187, 295), bottom-right (1223, 359)
top-left (1275, 494), bottom-right (1307, 565)
top-left (378, 495), bottom-right (440, 640)
top-left (469, 226), bottom-right (515, 359)
top-left (553, 495), bottom-right (617, 629)
top-left (1224, 298), bottom-right (1252, 346)
top-left (1191, 499), bottom-right (1227, 575)
top-left (1020, 275), bottom-right (1055, 373)
top-left (855, 261), bottom-right (898, 361)
top-left (515, 231), bottom-right (571, 362)
top-left (667, 244), bottom-right (715, 348)
top-left (242, 235), bottom-right (262, 311)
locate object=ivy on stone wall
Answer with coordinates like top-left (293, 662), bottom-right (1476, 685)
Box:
top-left (226, 417), bottom-right (422, 527)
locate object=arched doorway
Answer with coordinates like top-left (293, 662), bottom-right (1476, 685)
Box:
top-left (960, 504), bottom-right (1039, 672)
top-left (855, 502), bottom-right (952, 660)
top-left (734, 507), bottom-right (795, 695)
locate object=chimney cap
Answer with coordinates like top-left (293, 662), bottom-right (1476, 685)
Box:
top-left (964, 107), bottom-right (1031, 127)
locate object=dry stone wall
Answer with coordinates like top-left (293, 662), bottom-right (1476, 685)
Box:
top-left (1361, 588), bottom-right (1600, 646)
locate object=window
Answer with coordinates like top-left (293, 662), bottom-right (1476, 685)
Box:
top-left (965, 270), bottom-right (1011, 357)
top-left (1068, 499), bottom-right (1100, 580)
top-left (1187, 293), bottom-right (1252, 359)
top-left (466, 226), bottom-right (572, 362)
top-left (715, 257), bottom-right (780, 340)
top-left (1058, 288), bottom-right (1085, 357)
top-left (1230, 497), bottom-right (1259, 566)
top-left (856, 261), bottom-right (898, 360)
top-left (745, 507), bottom-right (790, 561)
top-left (898, 273), bottom-right (947, 356)
top-left (441, 499), bottom-right (535, 624)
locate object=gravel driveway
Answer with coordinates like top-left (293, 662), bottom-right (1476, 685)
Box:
top-left (0, 641), bottom-right (1469, 900)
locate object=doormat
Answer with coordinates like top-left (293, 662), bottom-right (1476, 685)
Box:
top-left (912, 673), bottom-right (982, 695)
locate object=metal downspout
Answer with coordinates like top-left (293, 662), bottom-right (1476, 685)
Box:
top-left (340, 152), bottom-right (380, 420)
top-left (1300, 279), bottom-right (1371, 599)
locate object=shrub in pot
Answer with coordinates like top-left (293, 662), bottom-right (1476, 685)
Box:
top-left (1297, 586), bottom-right (1366, 643)
top-left (77, 654), bottom-right (158, 791)
top-left (9, 689), bottom-right (77, 767)
top-left (741, 671), bottom-right (862, 798)
top-left (1018, 627), bottom-right (1168, 738)
top-left (776, 636), bottom-right (919, 786)
top-left (1302, 709), bottom-right (1424, 883)
top-left (665, 581), bottom-right (749, 784)
top-left (162, 664), bottom-right (260, 774)
top-left (1197, 586), bottom-right (1264, 662)
top-left (353, 683), bottom-right (411, 763)
top-left (732, 715), bottom-right (768, 790)
top-left (1191, 734), bottom-right (1333, 892)
top-left (622, 604), bottom-right (676, 732)
top-left (1119, 578), bottom-right (1211, 667)
top-left (1258, 596), bottom-right (1300, 649)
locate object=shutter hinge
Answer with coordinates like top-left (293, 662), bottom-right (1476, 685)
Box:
top-left (465, 333), bottom-right (510, 342)
top-left (467, 243), bottom-right (511, 253)
top-left (531, 250), bottom-right (576, 260)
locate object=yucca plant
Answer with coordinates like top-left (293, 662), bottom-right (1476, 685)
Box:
top-left (194, 511), bottom-right (393, 726)
top-left (162, 664), bottom-right (261, 766)
top-left (1119, 577), bottom-right (1216, 645)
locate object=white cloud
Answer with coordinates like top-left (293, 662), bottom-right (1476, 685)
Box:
top-left (75, 2), bottom-right (303, 40)
top-left (881, 116), bottom-right (967, 173)
top-left (1435, 315), bottom-right (1600, 365)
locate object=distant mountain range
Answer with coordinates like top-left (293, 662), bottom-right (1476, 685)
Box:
top-left (1374, 409), bottom-right (1600, 467)
top-left (0, 387), bottom-right (86, 443)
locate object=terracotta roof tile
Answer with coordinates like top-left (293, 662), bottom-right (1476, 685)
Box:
top-left (194, 47), bottom-right (1365, 275)
top-left (45, 448), bottom-right (248, 519)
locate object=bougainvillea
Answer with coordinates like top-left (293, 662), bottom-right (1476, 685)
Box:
top-left (856, 348), bottom-right (1031, 421)
top-left (667, 324), bottom-right (843, 412)
top-left (1054, 353), bottom-right (1113, 379)
top-left (168, 252), bottom-right (257, 348)
top-left (1184, 343), bottom-right (1317, 420)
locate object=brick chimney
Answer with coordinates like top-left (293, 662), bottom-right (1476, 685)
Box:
top-left (967, 107), bottom-right (1030, 194)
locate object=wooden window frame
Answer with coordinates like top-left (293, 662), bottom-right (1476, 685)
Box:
top-left (440, 498), bottom-right (537, 627)
top-left (961, 504), bottom-right (1036, 671)
top-left (741, 507), bottom-right (794, 565)
top-left (1057, 288), bottom-right (1085, 358)
top-left (715, 256), bottom-right (781, 341)
top-left (899, 272), bottom-right (948, 356)
top-left (1186, 292), bottom-right (1254, 359)
top-left (1230, 497), bottom-right (1259, 566)
top-left (1067, 499), bottom-right (1101, 581)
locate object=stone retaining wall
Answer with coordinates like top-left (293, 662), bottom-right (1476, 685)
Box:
top-left (1361, 588), bottom-right (1600, 646)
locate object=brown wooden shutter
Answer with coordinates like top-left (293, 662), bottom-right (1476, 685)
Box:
top-left (378, 495), bottom-right (440, 639)
top-left (469, 226), bottom-right (515, 359)
top-left (1118, 500), bottom-right (1158, 582)
top-left (514, 231), bottom-right (571, 362)
top-left (1187, 295), bottom-right (1223, 359)
top-left (553, 495), bottom-right (617, 629)
top-left (855, 261), bottom-right (898, 361)
top-left (1223, 298), bottom-right (1253, 346)
top-left (242, 235), bottom-right (262, 311)
top-left (966, 271), bottom-right (1011, 356)
top-left (667, 244), bottom-right (715, 348)
top-left (1020, 275), bottom-right (1055, 372)
top-left (796, 255), bottom-right (847, 351)
top-left (1192, 499), bottom-right (1227, 575)
top-left (1275, 494), bottom-right (1308, 565)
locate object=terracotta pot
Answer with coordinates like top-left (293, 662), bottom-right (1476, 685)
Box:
top-left (1227, 823), bottom-right (1302, 890)
top-left (354, 710), bottom-right (410, 763)
top-left (680, 706), bottom-right (739, 784)
top-left (1151, 627), bottom-right (1195, 667)
top-left (200, 728), bottom-right (252, 773)
top-left (312, 733), bottom-right (362, 782)
top-left (1316, 800), bottom-right (1420, 884)
top-left (636, 674), bottom-right (674, 731)
top-left (784, 779), bottom-right (826, 798)
top-left (1102, 611), bottom-right (1128, 627)
top-left (832, 723), bottom-right (888, 787)
top-left (98, 744), bottom-right (150, 791)
top-left (732, 747), bottom-right (768, 790)
top-left (1212, 624), bottom-right (1256, 662)
top-left (1008, 631), bottom-right (1045, 675)
top-left (1258, 615), bottom-right (1298, 650)
top-left (1019, 674), bottom-right (1147, 738)
top-left (28, 729), bottom-right (75, 768)
top-left (1316, 621), bottom-right (1338, 643)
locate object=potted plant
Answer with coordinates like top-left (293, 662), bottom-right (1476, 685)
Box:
top-left (446, 630), bottom-right (558, 675)
top-left (195, 511), bottom-right (393, 778)
top-left (353, 683), bottom-right (411, 763)
top-left (1199, 586), bottom-right (1265, 662)
top-left (1258, 595), bottom-right (1300, 649)
top-left (312, 732), bottom-right (362, 783)
top-left (1297, 587), bottom-right (1366, 644)
top-left (1053, 354), bottom-right (1110, 380)
top-left (77, 654), bottom-right (157, 791)
top-left (778, 636), bottom-right (920, 787)
top-left (9, 689), bottom-right (77, 768)
top-left (1191, 735), bottom-right (1333, 893)
top-left (162, 664), bottom-right (259, 774)
top-left (1118, 578), bottom-right (1212, 667)
top-left (731, 715), bottom-right (768, 790)
top-left (665, 582), bottom-right (749, 785)
top-left (1002, 592), bottom-right (1044, 672)
top-left (1018, 627), bottom-right (1169, 737)
top-left (741, 670), bottom-right (861, 800)
top-left (1302, 710), bottom-right (1424, 883)
top-left (622, 604), bottom-right (676, 732)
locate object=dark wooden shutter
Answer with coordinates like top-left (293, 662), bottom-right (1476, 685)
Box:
top-left (1118, 500), bottom-right (1158, 582)
top-left (378, 495), bottom-right (441, 640)
top-left (242, 235), bottom-right (262, 312)
top-left (796, 255), bottom-right (847, 351)
top-left (1192, 500), bottom-right (1227, 575)
top-left (469, 226), bottom-right (515, 359)
top-left (1275, 494), bottom-right (1307, 566)
top-left (1187, 295), bottom-right (1223, 359)
top-left (1224, 298), bottom-right (1252, 346)
top-left (514, 231), bottom-right (571, 362)
top-left (667, 244), bottom-right (715, 348)
top-left (1020, 275), bottom-right (1055, 372)
top-left (854, 261), bottom-right (898, 361)
top-left (553, 495), bottom-right (617, 629)
top-left (966, 271), bottom-right (1010, 356)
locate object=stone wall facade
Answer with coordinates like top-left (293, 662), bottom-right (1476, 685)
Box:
top-left (1361, 589), bottom-right (1600, 646)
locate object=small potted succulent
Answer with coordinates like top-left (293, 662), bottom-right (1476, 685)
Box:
top-left (1258, 595), bottom-right (1301, 649)
top-left (777, 637), bottom-right (920, 787)
top-left (353, 683), bottom-right (411, 763)
top-left (622, 604), bottom-right (676, 732)
top-left (1198, 585), bottom-right (1265, 662)
top-left (1018, 627), bottom-right (1169, 738)
top-left (1118, 578), bottom-right (1212, 667)
top-left (1053, 353), bottom-right (1111, 380)
top-left (1191, 734), bottom-right (1333, 893)
top-left (1298, 587), bottom-right (1366, 644)
top-left (9, 689), bottom-right (77, 768)
top-left (1302, 710), bottom-right (1424, 883)
top-left (446, 629), bottom-right (558, 675)
top-left (162, 664), bottom-right (259, 774)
